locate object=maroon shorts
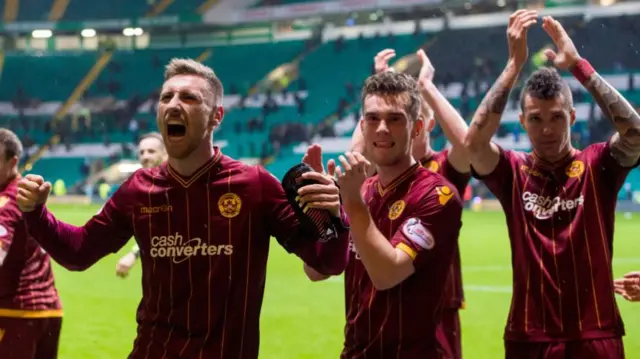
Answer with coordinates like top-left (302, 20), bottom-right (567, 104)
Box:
top-left (435, 308), bottom-right (461, 359)
top-left (0, 317), bottom-right (62, 359)
top-left (505, 337), bottom-right (624, 359)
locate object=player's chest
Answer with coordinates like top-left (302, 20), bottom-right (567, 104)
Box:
top-left (347, 192), bottom-right (414, 263)
top-left (131, 182), bottom-right (258, 248)
top-left (516, 160), bottom-right (593, 221)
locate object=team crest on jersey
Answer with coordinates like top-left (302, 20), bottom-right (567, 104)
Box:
top-left (0, 196), bottom-right (8, 208)
top-left (566, 160), bottom-right (585, 178)
top-left (424, 160), bottom-right (439, 173)
top-left (436, 186), bottom-right (454, 205)
top-left (402, 218), bottom-right (434, 250)
top-left (388, 200), bottom-right (406, 220)
top-left (218, 193), bottom-right (242, 218)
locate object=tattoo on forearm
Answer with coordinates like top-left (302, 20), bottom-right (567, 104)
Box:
top-left (472, 81), bottom-right (512, 131)
top-left (585, 73), bottom-right (640, 164)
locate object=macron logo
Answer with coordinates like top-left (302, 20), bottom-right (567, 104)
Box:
top-left (150, 232), bottom-right (233, 264)
top-left (522, 192), bottom-right (584, 220)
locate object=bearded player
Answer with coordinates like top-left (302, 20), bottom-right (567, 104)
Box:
top-left (0, 129), bottom-right (62, 359)
top-left (16, 59), bottom-right (350, 359)
top-left (334, 71), bottom-right (463, 357)
top-left (116, 132), bottom-right (167, 278)
top-left (465, 10), bottom-right (640, 358)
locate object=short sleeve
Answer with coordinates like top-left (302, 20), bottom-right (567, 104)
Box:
top-left (390, 184), bottom-right (463, 271)
top-left (471, 146), bottom-right (518, 201)
top-left (441, 156), bottom-right (472, 196)
top-left (590, 141), bottom-right (640, 192)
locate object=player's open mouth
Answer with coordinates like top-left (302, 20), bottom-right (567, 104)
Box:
top-left (166, 121), bottom-right (187, 139)
top-left (374, 141), bottom-right (394, 148)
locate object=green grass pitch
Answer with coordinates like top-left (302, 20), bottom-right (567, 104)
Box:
top-left (46, 204), bottom-right (640, 358)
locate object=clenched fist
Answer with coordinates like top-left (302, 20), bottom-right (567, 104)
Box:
top-left (17, 174), bottom-right (52, 212)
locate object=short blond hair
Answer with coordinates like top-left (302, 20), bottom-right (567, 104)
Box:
top-left (164, 58), bottom-right (224, 105)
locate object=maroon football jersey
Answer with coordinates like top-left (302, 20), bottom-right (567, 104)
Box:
top-left (420, 149), bottom-right (470, 310)
top-left (475, 142), bottom-right (639, 342)
top-left (23, 149), bottom-right (349, 359)
top-left (0, 177), bottom-right (62, 318)
top-left (342, 164), bottom-right (463, 358)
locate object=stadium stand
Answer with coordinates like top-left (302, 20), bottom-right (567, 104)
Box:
top-left (0, 2), bottom-right (638, 200)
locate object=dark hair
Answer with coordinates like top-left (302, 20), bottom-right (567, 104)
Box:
top-left (0, 128), bottom-right (23, 161)
top-left (519, 67), bottom-right (573, 112)
top-left (361, 71), bottom-right (421, 122)
top-left (139, 131), bottom-right (164, 145)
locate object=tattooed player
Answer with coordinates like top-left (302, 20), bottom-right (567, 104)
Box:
top-left (465, 10), bottom-right (640, 358)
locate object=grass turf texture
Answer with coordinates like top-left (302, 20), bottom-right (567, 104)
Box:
top-left (47, 204), bottom-right (640, 358)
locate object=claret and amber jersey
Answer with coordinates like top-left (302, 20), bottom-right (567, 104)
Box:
top-left (342, 164), bottom-right (463, 358)
top-left (474, 142), bottom-right (639, 342)
top-left (24, 148), bottom-right (349, 359)
top-left (0, 178), bottom-right (62, 318)
top-left (420, 149), bottom-right (470, 310)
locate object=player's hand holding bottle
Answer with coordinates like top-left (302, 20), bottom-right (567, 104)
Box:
top-left (17, 174), bottom-right (52, 212)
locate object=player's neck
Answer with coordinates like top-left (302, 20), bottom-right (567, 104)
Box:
top-left (534, 143), bottom-right (575, 167)
top-left (377, 155), bottom-right (416, 188)
top-left (168, 143), bottom-right (215, 177)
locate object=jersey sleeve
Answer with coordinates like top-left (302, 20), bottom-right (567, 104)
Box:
top-left (258, 165), bottom-right (349, 275)
top-left (390, 183), bottom-right (463, 271)
top-left (23, 176), bottom-right (136, 271)
top-left (589, 141), bottom-right (640, 192)
top-left (470, 146), bottom-right (518, 201)
top-left (441, 155), bottom-right (472, 196)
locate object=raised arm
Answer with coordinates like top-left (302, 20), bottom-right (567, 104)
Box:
top-left (540, 16), bottom-right (640, 167)
top-left (464, 10), bottom-right (537, 176)
top-left (17, 174), bottom-right (134, 271)
top-left (416, 49), bottom-right (470, 173)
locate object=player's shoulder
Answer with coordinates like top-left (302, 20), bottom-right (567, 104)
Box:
top-left (580, 142), bottom-right (609, 160)
top-left (411, 167), bottom-right (462, 205)
top-left (124, 165), bottom-right (166, 191)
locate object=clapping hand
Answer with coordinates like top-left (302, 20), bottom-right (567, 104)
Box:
top-left (298, 144), bottom-right (340, 217)
top-left (335, 152), bottom-right (370, 210)
top-left (541, 15), bottom-right (582, 70)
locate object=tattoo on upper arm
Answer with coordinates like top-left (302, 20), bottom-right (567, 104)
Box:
top-left (586, 74), bottom-right (640, 163)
